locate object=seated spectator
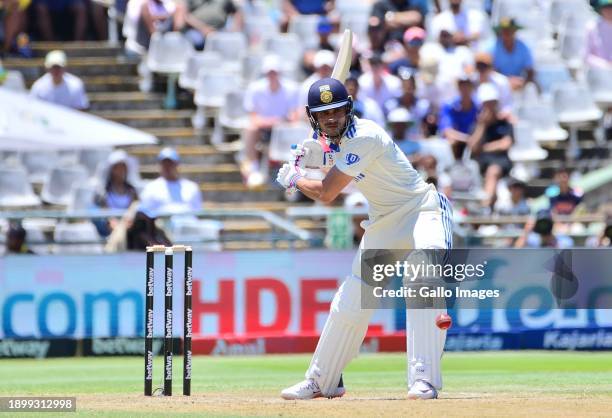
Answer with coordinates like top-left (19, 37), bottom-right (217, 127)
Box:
top-left (316, 15), bottom-right (334, 51)
top-left (439, 72), bottom-right (479, 159)
top-left (136, 0), bottom-right (187, 49)
top-left (345, 76), bottom-right (386, 128)
top-left (139, 147), bottom-right (202, 217)
top-left (384, 68), bottom-right (431, 136)
top-left (344, 191), bottom-right (368, 247)
top-left (94, 150), bottom-right (140, 236)
top-left (5, 225), bottom-right (34, 254)
top-left (370, 0), bottom-right (426, 43)
top-left (494, 177), bottom-right (530, 216)
top-left (547, 167), bottom-right (583, 215)
top-left (280, 0), bottom-right (329, 32)
top-left (1, 0), bottom-right (31, 57)
top-left (30, 50), bottom-right (89, 110)
top-left (35, 0), bottom-right (87, 41)
top-left (242, 55), bottom-right (300, 187)
top-left (419, 22), bottom-right (473, 104)
top-left (300, 49), bottom-right (334, 107)
top-left (387, 107), bottom-right (421, 155)
top-left (467, 83), bottom-right (513, 209)
top-left (359, 53), bottom-right (402, 111)
top-left (586, 0), bottom-right (612, 68)
top-left (490, 17), bottom-right (535, 91)
top-left (515, 209), bottom-right (574, 248)
top-left (387, 26), bottom-right (425, 76)
top-left (412, 154), bottom-right (452, 196)
top-left (430, 0), bottom-right (488, 48)
top-left (126, 210), bottom-right (172, 250)
top-left (184, 0), bottom-right (240, 50)
top-left (474, 51), bottom-right (513, 117)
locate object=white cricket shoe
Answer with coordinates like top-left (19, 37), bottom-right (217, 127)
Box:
top-left (281, 378), bottom-right (345, 400)
top-left (407, 379), bottom-right (438, 400)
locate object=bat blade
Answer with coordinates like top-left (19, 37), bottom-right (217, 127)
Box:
top-left (331, 29), bottom-right (353, 83)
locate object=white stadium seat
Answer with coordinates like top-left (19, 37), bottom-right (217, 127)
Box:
top-left (204, 32), bottom-right (248, 64)
top-left (269, 123), bottom-right (311, 163)
top-left (179, 51), bottom-right (223, 90)
top-left (0, 163), bottom-right (41, 207)
top-left (146, 32), bottom-right (194, 74)
top-left (509, 121), bottom-right (548, 162)
top-left (41, 164), bottom-right (89, 206)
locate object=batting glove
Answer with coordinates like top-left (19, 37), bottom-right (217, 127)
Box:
top-left (276, 162), bottom-right (303, 191)
top-left (290, 140), bottom-right (335, 169)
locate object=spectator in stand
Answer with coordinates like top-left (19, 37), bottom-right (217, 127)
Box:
top-left (242, 55), bottom-right (300, 187)
top-left (5, 225), bottom-right (34, 254)
top-left (316, 15), bottom-right (334, 51)
top-left (370, 0), bottom-right (426, 43)
top-left (94, 150), bottom-right (140, 236)
top-left (367, 17), bottom-right (387, 55)
top-left (494, 177), bottom-right (530, 216)
top-left (387, 107), bottom-right (421, 156)
top-left (515, 209), bottom-right (574, 248)
top-left (467, 83), bottom-right (513, 210)
top-left (126, 211), bottom-right (172, 250)
top-left (300, 49), bottom-right (334, 106)
top-left (136, 0), bottom-right (187, 49)
top-left (35, 0), bottom-right (88, 41)
top-left (439, 72), bottom-right (479, 159)
top-left (412, 154), bottom-right (452, 196)
top-left (474, 51), bottom-right (513, 116)
top-left (345, 76), bottom-right (386, 128)
top-left (359, 53), bottom-right (402, 111)
top-left (430, 0), bottom-right (488, 48)
top-left (419, 21), bottom-right (473, 104)
top-left (184, 0), bottom-right (240, 50)
top-left (1, 0), bottom-right (31, 57)
top-left (547, 167), bottom-right (583, 216)
top-left (490, 17), bottom-right (535, 91)
top-left (384, 68), bottom-right (432, 138)
top-left (280, 0), bottom-right (330, 32)
top-left (30, 50), bottom-right (89, 110)
top-left (387, 26), bottom-right (425, 76)
top-left (139, 147), bottom-right (202, 218)
top-left (586, 0), bottom-right (612, 68)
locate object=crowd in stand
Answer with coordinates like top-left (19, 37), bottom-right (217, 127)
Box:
top-left (1, 0), bottom-right (612, 251)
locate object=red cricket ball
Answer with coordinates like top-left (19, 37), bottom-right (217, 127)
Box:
top-left (435, 313), bottom-right (452, 330)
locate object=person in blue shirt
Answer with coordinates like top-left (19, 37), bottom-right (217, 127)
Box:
top-left (490, 17), bottom-right (536, 91)
top-left (438, 73), bottom-right (480, 159)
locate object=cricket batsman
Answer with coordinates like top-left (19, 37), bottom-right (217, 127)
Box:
top-left (276, 78), bottom-right (453, 400)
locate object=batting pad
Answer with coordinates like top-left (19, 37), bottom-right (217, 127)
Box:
top-left (306, 275), bottom-right (375, 396)
top-left (406, 308), bottom-right (447, 390)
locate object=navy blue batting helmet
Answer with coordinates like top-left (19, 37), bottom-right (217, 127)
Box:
top-left (306, 77), bottom-right (354, 139)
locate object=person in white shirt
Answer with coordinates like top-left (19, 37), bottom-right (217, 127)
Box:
top-left (474, 51), bottom-right (514, 117)
top-left (139, 147), bottom-right (202, 217)
top-left (419, 22), bottom-right (474, 105)
top-left (277, 77), bottom-right (453, 401)
top-left (299, 49), bottom-right (335, 107)
top-left (430, 0), bottom-right (488, 48)
top-left (30, 50), bottom-right (89, 110)
top-left (242, 54), bottom-right (300, 187)
top-left (344, 76), bottom-right (386, 128)
top-left (357, 53), bottom-right (402, 110)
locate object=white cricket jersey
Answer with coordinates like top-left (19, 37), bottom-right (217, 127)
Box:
top-left (333, 117), bottom-right (430, 220)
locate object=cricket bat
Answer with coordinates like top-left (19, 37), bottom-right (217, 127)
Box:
top-left (331, 29), bottom-right (354, 84)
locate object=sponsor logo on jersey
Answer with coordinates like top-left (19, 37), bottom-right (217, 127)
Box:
top-left (346, 153), bottom-right (360, 165)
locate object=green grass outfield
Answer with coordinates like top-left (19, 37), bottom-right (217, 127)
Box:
top-left (1, 352), bottom-right (612, 416)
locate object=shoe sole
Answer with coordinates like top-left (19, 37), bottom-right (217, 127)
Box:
top-left (281, 388), bottom-right (346, 400)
